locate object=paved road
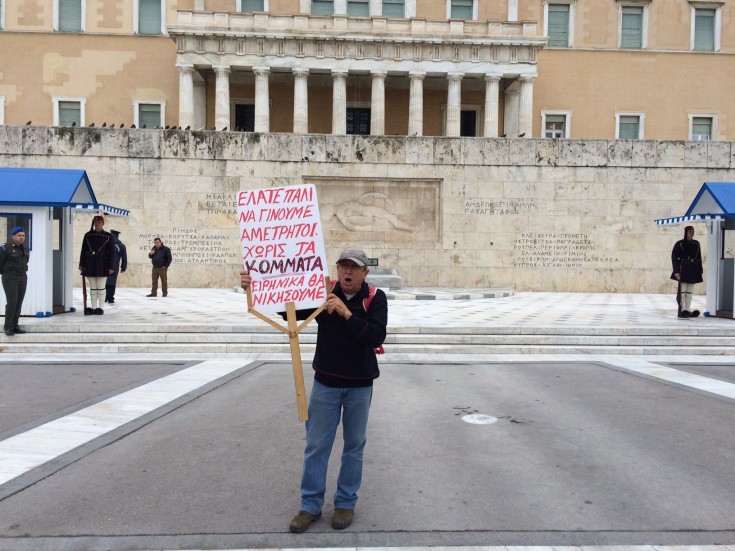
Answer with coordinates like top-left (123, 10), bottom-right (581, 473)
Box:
top-left (0, 289), bottom-right (733, 551)
top-left (1, 358), bottom-right (733, 550)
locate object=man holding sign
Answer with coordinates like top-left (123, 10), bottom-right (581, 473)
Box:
top-left (240, 247), bottom-right (387, 533)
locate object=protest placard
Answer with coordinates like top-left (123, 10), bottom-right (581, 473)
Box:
top-left (238, 184), bottom-right (329, 315)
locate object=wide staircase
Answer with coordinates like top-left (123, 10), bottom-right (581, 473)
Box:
top-left (2, 321), bottom-right (735, 356)
top-left (3, 289), bottom-right (734, 356)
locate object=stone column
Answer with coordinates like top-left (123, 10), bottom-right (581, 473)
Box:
top-left (370, 70), bottom-right (387, 136)
top-left (332, 70), bottom-right (348, 135)
top-left (483, 73), bottom-right (501, 138)
top-left (518, 76), bottom-right (535, 138)
top-left (292, 68), bottom-right (309, 134)
top-left (193, 77), bottom-right (207, 131)
top-left (408, 71), bottom-right (425, 136)
top-left (177, 63), bottom-right (195, 131)
top-left (253, 66), bottom-right (270, 133)
top-left (446, 72), bottom-right (463, 137)
top-left (213, 64), bottom-right (231, 131)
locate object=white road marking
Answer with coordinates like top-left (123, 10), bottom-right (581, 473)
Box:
top-left (0, 358), bottom-right (247, 485)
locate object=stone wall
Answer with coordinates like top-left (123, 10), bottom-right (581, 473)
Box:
top-left (2, 125), bottom-right (733, 292)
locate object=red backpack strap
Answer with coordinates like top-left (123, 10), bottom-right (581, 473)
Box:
top-left (363, 285), bottom-right (384, 355)
top-left (362, 285), bottom-right (377, 312)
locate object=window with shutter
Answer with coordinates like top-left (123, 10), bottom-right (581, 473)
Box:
top-left (450, 0), bottom-right (473, 20)
top-left (58, 101), bottom-right (81, 126)
top-left (59, 0), bottom-right (82, 32)
top-left (383, 0), bottom-right (404, 18)
top-left (694, 8), bottom-right (715, 51)
top-left (138, 0), bottom-right (161, 35)
top-left (312, 0), bottom-right (334, 15)
top-left (138, 103), bottom-right (162, 128)
top-left (240, 0), bottom-right (265, 11)
top-left (618, 115), bottom-right (641, 139)
top-left (545, 114), bottom-right (567, 138)
top-left (691, 116), bottom-right (713, 140)
top-left (620, 5), bottom-right (643, 48)
top-left (347, 0), bottom-right (369, 16)
top-left (547, 4), bottom-right (570, 47)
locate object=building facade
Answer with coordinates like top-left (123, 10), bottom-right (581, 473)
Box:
top-left (0, 0), bottom-right (733, 141)
top-left (1, 1), bottom-right (734, 294)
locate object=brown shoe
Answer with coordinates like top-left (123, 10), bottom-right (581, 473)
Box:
top-left (289, 510), bottom-right (321, 533)
top-left (331, 508), bottom-right (354, 530)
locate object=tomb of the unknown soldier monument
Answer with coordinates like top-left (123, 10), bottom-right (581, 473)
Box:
top-left (2, 125), bottom-right (734, 295)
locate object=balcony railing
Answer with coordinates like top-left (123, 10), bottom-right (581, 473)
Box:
top-left (171, 10), bottom-right (542, 44)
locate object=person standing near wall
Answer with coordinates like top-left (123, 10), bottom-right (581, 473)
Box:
top-left (105, 229), bottom-right (127, 304)
top-left (1, 227), bottom-right (30, 336)
top-left (671, 225), bottom-right (703, 318)
top-left (79, 215), bottom-right (115, 315)
top-left (147, 237), bottom-right (172, 297)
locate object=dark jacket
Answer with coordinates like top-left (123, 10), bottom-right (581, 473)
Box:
top-left (79, 230), bottom-right (115, 277)
top-left (671, 238), bottom-right (703, 284)
top-left (0, 241), bottom-right (30, 277)
top-left (107, 237), bottom-right (128, 285)
top-left (291, 281), bottom-right (388, 388)
top-left (149, 245), bottom-right (172, 268)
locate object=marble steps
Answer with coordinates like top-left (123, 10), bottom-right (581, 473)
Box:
top-left (0, 342), bottom-right (733, 355)
top-left (2, 325), bottom-right (735, 355)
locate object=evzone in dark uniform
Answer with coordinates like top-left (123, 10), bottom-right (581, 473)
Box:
top-left (670, 225), bottom-right (703, 318)
top-left (105, 229), bottom-right (127, 304)
top-left (1, 226), bottom-right (30, 336)
top-left (79, 215), bottom-right (115, 315)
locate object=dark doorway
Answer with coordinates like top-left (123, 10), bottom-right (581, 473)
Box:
top-left (235, 104), bottom-right (255, 132)
top-left (460, 110), bottom-right (477, 137)
top-left (347, 107), bottom-right (371, 135)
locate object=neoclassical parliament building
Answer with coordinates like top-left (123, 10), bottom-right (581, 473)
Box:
top-left (1, 0), bottom-right (733, 141)
top-left (1, 1), bottom-right (734, 293)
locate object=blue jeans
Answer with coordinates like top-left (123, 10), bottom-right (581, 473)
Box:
top-left (300, 380), bottom-right (373, 514)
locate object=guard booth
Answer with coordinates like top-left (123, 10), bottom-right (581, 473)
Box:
top-left (0, 168), bottom-right (129, 317)
top-left (655, 182), bottom-right (735, 319)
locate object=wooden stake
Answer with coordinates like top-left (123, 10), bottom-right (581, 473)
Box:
top-left (243, 274), bottom-right (333, 421)
top-left (286, 301), bottom-right (309, 421)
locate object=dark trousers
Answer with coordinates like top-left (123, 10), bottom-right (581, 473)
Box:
top-left (2, 274), bottom-right (27, 330)
top-left (105, 284), bottom-right (116, 303)
top-left (151, 266), bottom-right (168, 296)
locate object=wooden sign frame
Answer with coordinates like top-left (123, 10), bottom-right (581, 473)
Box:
top-left (245, 275), bottom-right (332, 421)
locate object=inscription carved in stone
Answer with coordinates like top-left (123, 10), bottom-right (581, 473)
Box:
top-left (513, 233), bottom-right (619, 269)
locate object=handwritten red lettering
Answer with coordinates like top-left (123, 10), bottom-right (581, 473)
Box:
top-left (238, 184), bottom-right (328, 313)
top-left (295, 241), bottom-right (316, 255)
top-left (252, 285), bottom-right (325, 306)
top-left (284, 187), bottom-right (313, 203)
top-left (238, 188), bottom-right (284, 206)
top-left (241, 223), bottom-right (319, 242)
top-left (265, 205), bottom-right (314, 222)
top-left (242, 243), bottom-right (286, 259)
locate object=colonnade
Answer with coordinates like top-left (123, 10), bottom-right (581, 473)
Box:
top-left (177, 63), bottom-right (535, 138)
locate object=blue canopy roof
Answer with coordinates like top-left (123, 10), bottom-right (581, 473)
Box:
top-left (655, 182), bottom-right (735, 226)
top-left (0, 168), bottom-right (129, 216)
